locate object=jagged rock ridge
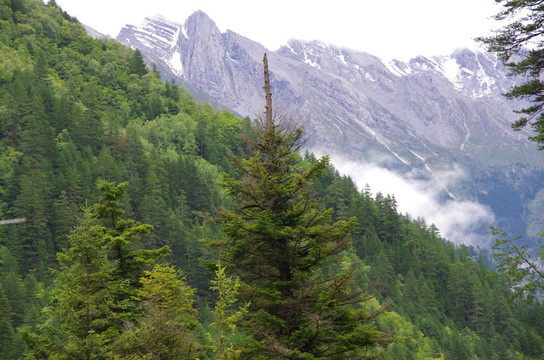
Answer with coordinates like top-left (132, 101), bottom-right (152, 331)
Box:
top-left (117, 12), bottom-right (533, 165)
top-left (116, 11), bottom-right (544, 245)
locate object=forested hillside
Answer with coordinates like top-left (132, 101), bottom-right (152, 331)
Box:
top-left (0, 1), bottom-right (543, 359)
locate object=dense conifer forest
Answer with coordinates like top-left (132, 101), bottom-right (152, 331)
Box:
top-left (0, 0), bottom-right (543, 358)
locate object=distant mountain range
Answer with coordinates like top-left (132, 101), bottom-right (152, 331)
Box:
top-left (114, 11), bottom-right (544, 246)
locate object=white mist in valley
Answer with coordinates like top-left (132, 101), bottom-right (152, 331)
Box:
top-left (326, 155), bottom-right (496, 247)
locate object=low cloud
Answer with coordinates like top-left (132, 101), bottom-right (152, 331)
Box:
top-left (326, 155), bottom-right (495, 247)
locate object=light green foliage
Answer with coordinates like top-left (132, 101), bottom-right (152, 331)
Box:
top-left (23, 207), bottom-right (126, 359)
top-left (376, 309), bottom-right (443, 360)
top-left (112, 264), bottom-right (201, 360)
top-left (490, 226), bottom-right (544, 299)
top-left (22, 181), bottom-right (169, 359)
top-left (206, 263), bottom-right (249, 360)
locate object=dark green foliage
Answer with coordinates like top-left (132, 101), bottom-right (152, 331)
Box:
top-left (0, 2), bottom-right (541, 359)
top-left (311, 157), bottom-right (544, 358)
top-left (129, 49), bottom-right (148, 77)
top-left (211, 54), bottom-right (390, 359)
top-left (0, 282), bottom-right (19, 359)
top-left (478, 0), bottom-right (544, 148)
top-left (0, 246), bottom-right (41, 359)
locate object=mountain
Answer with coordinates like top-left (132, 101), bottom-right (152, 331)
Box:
top-left (82, 24), bottom-right (109, 39)
top-left (116, 11), bottom-right (544, 246)
top-left (2, 3), bottom-right (543, 358)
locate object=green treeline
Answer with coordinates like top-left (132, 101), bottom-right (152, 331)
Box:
top-left (0, 0), bottom-right (542, 358)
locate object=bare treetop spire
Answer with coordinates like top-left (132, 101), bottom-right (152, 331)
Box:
top-left (263, 53), bottom-right (273, 128)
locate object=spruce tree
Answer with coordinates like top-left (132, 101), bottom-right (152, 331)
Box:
top-left (129, 49), bottom-right (148, 77)
top-left (22, 207), bottom-right (125, 359)
top-left (213, 53), bottom-right (388, 359)
top-left (22, 181), bottom-right (169, 359)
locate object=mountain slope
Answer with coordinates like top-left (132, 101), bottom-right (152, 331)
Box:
top-left (116, 11), bottom-right (544, 245)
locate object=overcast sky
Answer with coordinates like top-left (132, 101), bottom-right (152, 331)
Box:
top-left (53, 0), bottom-right (502, 61)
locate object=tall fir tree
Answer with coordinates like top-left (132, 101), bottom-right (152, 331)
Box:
top-left (22, 207), bottom-right (126, 359)
top-left (129, 49), bottom-right (148, 77)
top-left (212, 53), bottom-right (389, 359)
top-left (22, 181), bottom-right (169, 359)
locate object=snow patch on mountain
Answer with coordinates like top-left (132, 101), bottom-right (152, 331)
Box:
top-left (168, 49), bottom-right (183, 75)
top-left (303, 50), bottom-right (319, 68)
top-left (384, 60), bottom-right (412, 77)
top-left (334, 50), bottom-right (348, 66)
top-left (141, 16), bottom-right (180, 49)
top-left (437, 56), bottom-right (463, 90)
top-left (181, 24), bottom-right (189, 39)
top-left (409, 149), bottom-right (425, 162)
top-left (285, 44), bottom-right (297, 55)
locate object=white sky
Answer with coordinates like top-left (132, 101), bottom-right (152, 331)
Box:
top-left (52, 0), bottom-right (502, 61)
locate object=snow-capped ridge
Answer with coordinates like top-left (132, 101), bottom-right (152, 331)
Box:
top-left (117, 10), bottom-right (529, 161)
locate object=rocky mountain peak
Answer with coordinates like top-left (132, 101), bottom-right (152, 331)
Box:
top-left (114, 10), bottom-right (544, 245)
top-left (184, 10), bottom-right (220, 39)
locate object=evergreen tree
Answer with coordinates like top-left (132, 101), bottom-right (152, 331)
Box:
top-left (0, 282), bottom-right (17, 358)
top-left (23, 207), bottom-right (126, 359)
top-left (92, 180), bottom-right (169, 291)
top-left (478, 0), bottom-right (544, 147)
top-left (22, 181), bottom-right (169, 359)
top-left (112, 264), bottom-right (201, 359)
top-left (129, 49), bottom-right (148, 77)
top-left (207, 263), bottom-right (250, 360)
top-left (212, 53), bottom-right (388, 359)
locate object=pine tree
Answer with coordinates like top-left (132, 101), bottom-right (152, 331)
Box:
top-left (212, 53), bottom-right (388, 359)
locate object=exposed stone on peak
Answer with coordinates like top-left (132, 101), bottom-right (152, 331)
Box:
top-left (184, 10), bottom-right (221, 39)
top-left (116, 11), bottom-right (544, 245)
top-left (117, 12), bottom-right (531, 163)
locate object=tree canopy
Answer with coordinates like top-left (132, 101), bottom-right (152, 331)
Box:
top-left (0, 1), bottom-right (542, 359)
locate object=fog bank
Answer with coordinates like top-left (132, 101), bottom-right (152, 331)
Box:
top-left (327, 155), bottom-right (495, 246)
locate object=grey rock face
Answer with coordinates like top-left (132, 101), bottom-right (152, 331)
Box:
top-left (115, 11), bottom-right (544, 245)
top-left (116, 13), bottom-right (534, 166)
